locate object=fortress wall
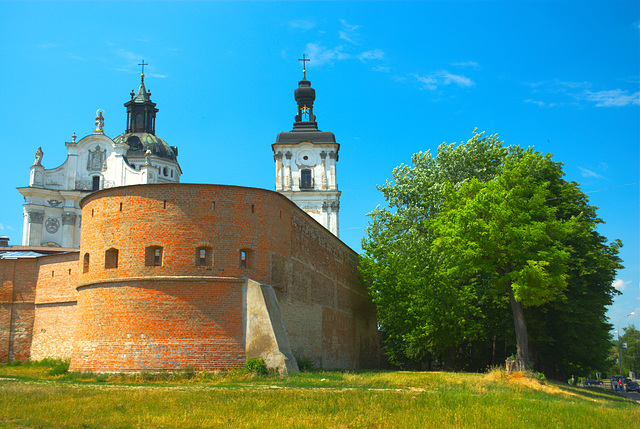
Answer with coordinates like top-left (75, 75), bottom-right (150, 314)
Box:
top-left (0, 258), bottom-right (37, 362)
top-left (30, 253), bottom-right (79, 360)
top-left (71, 279), bottom-right (245, 372)
top-left (274, 212), bottom-right (380, 369)
top-left (68, 183), bottom-right (378, 372)
top-left (78, 184), bottom-right (292, 285)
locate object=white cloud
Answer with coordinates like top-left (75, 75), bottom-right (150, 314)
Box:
top-left (524, 99), bottom-right (556, 108)
top-left (438, 71), bottom-right (473, 87)
top-left (452, 61), bottom-right (479, 68)
top-left (289, 20), bottom-right (315, 30)
top-left (358, 49), bottom-right (385, 62)
top-left (415, 74), bottom-right (437, 90)
top-left (578, 167), bottom-right (605, 179)
top-left (414, 71), bottom-right (474, 90)
top-left (115, 48), bottom-right (141, 62)
top-left (304, 43), bottom-right (349, 66)
top-left (338, 19), bottom-right (360, 44)
top-left (584, 89), bottom-right (640, 107)
top-left (148, 73), bottom-right (168, 79)
top-left (372, 65), bottom-right (390, 73)
top-left (0, 223), bottom-right (14, 231)
top-left (613, 279), bottom-right (631, 291)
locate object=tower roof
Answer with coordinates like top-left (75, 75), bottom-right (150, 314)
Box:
top-left (275, 68), bottom-right (336, 145)
top-left (119, 64), bottom-right (179, 162)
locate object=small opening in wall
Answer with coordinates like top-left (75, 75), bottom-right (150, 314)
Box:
top-left (92, 209), bottom-right (94, 217)
top-left (170, 169), bottom-right (174, 178)
top-left (51, 270), bottom-right (54, 277)
top-left (131, 164), bottom-right (136, 169)
top-left (251, 204), bottom-right (255, 213)
top-left (105, 248), bottom-right (119, 269)
top-left (279, 210), bottom-right (282, 219)
top-left (92, 176), bottom-right (100, 191)
top-left (83, 253), bottom-right (90, 273)
top-left (119, 202), bottom-right (123, 212)
top-left (212, 202), bottom-right (215, 210)
top-left (68, 269), bottom-right (71, 275)
top-left (163, 200), bottom-right (167, 209)
top-left (163, 167), bottom-right (168, 177)
top-left (239, 248), bottom-right (253, 269)
top-left (195, 247), bottom-right (212, 267)
top-left (145, 246), bottom-right (163, 267)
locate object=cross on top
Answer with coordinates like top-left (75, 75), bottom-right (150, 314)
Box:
top-left (298, 54), bottom-right (310, 78)
top-left (139, 60), bottom-right (148, 76)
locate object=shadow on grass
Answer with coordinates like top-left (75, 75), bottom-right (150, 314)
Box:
top-left (551, 382), bottom-right (633, 404)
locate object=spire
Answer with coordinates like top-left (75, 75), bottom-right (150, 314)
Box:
top-left (124, 60), bottom-right (158, 134)
top-left (294, 54), bottom-right (317, 130)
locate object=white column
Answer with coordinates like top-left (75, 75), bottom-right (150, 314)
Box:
top-left (61, 212), bottom-right (77, 248)
top-left (275, 152), bottom-right (283, 191)
top-left (330, 201), bottom-right (339, 238)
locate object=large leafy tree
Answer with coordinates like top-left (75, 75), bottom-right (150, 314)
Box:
top-left (361, 131), bottom-right (509, 366)
top-left (430, 152), bottom-right (577, 370)
top-left (361, 131), bottom-right (622, 375)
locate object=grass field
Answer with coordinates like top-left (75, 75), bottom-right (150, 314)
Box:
top-left (0, 361), bottom-right (638, 428)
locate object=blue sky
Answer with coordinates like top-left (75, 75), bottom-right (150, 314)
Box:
top-left (1, 1), bottom-right (638, 330)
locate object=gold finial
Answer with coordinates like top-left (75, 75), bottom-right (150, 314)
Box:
top-left (138, 60), bottom-right (148, 82)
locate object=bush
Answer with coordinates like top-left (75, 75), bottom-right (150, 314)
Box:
top-left (297, 357), bottom-right (316, 372)
top-left (245, 358), bottom-right (267, 375)
top-left (531, 371), bottom-right (546, 384)
top-left (47, 358), bottom-right (70, 376)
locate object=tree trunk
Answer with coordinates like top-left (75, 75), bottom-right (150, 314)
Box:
top-left (507, 281), bottom-right (529, 371)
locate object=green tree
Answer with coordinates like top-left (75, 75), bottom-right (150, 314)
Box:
top-left (361, 131), bottom-right (508, 366)
top-left (430, 152), bottom-right (577, 369)
top-left (620, 325), bottom-right (640, 375)
top-left (361, 131), bottom-right (622, 375)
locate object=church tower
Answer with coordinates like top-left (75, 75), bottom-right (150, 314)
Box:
top-left (273, 59), bottom-right (341, 237)
top-left (18, 66), bottom-right (181, 248)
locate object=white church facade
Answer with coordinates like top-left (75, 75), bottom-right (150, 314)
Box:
top-left (18, 63), bottom-right (340, 248)
top-left (18, 74), bottom-right (182, 248)
top-left (273, 69), bottom-right (341, 237)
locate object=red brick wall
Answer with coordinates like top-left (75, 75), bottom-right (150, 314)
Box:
top-left (71, 183), bottom-right (378, 372)
top-left (0, 258), bottom-right (37, 362)
top-left (71, 278), bottom-right (245, 372)
top-left (35, 253), bottom-right (79, 304)
top-left (30, 253), bottom-right (79, 360)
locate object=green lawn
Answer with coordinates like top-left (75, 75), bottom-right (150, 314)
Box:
top-left (0, 363), bottom-right (637, 428)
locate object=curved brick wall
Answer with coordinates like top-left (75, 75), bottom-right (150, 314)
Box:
top-left (70, 183), bottom-right (379, 372)
top-left (71, 184), bottom-right (297, 372)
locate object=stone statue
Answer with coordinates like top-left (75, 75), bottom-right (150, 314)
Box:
top-left (34, 147), bottom-right (43, 166)
top-left (94, 109), bottom-right (105, 132)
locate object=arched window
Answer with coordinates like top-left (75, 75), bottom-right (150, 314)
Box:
top-left (145, 246), bottom-right (163, 267)
top-left (83, 253), bottom-right (90, 273)
top-left (300, 169), bottom-right (312, 189)
top-left (105, 248), bottom-right (119, 269)
top-left (92, 176), bottom-right (101, 191)
top-left (195, 247), bottom-right (212, 267)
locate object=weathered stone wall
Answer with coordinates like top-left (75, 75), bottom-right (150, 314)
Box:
top-left (274, 212), bottom-right (379, 369)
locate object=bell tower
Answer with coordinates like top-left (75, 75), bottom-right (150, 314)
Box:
top-left (124, 61), bottom-right (159, 134)
top-left (273, 56), bottom-right (341, 237)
